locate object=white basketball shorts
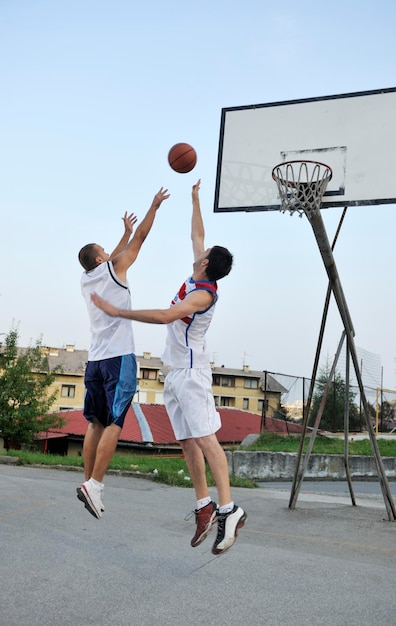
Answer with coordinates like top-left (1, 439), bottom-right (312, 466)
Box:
top-left (164, 367), bottom-right (221, 440)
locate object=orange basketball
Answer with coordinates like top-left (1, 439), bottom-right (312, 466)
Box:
top-left (168, 143), bottom-right (197, 173)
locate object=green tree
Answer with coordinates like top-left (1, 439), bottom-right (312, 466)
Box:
top-left (0, 327), bottom-right (65, 450)
top-left (378, 400), bottom-right (394, 432)
top-left (273, 400), bottom-right (287, 421)
top-left (309, 364), bottom-right (361, 432)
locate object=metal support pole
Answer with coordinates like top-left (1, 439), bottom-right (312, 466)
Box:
top-left (290, 331), bottom-right (346, 500)
top-left (344, 338), bottom-right (356, 505)
top-left (289, 209), bottom-right (347, 509)
top-left (306, 207), bottom-right (396, 520)
top-left (260, 371), bottom-right (268, 432)
top-left (381, 367), bottom-right (384, 432)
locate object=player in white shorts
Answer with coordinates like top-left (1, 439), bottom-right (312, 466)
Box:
top-left (91, 179), bottom-right (247, 555)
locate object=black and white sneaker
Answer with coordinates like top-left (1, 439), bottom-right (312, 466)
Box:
top-left (212, 505), bottom-right (247, 555)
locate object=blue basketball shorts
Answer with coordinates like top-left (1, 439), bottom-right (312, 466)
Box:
top-left (83, 353), bottom-right (137, 429)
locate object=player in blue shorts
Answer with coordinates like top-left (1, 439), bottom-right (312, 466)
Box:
top-left (76, 187), bottom-right (169, 519)
top-left (91, 180), bottom-right (247, 555)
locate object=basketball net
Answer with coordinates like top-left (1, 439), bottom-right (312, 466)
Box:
top-left (272, 160), bottom-right (333, 217)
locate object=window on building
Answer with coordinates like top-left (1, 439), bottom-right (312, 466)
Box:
top-left (220, 396), bottom-right (235, 407)
top-left (243, 398), bottom-right (249, 410)
top-left (141, 369), bottom-right (157, 380)
top-left (244, 378), bottom-right (258, 389)
top-left (213, 375), bottom-right (235, 387)
top-left (137, 390), bottom-right (147, 402)
top-left (258, 399), bottom-right (269, 413)
top-left (61, 385), bottom-right (75, 398)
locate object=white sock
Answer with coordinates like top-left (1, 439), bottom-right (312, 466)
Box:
top-left (196, 496), bottom-right (211, 510)
top-left (219, 501), bottom-right (234, 514)
top-left (90, 478), bottom-right (102, 488)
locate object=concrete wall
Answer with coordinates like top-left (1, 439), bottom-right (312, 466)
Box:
top-left (2, 434), bottom-right (395, 481)
top-left (226, 450), bottom-right (396, 481)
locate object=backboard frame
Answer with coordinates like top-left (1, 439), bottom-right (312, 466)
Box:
top-left (214, 87), bottom-right (396, 213)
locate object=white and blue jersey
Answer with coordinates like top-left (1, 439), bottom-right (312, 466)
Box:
top-left (162, 276), bottom-right (218, 369)
top-left (81, 261), bottom-right (136, 428)
top-left (81, 261), bottom-right (135, 360)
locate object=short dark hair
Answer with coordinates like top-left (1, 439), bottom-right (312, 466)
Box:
top-left (205, 246), bottom-right (233, 281)
top-left (78, 244), bottom-right (99, 271)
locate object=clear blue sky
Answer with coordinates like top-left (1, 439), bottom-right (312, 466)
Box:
top-left (1, 0), bottom-right (396, 392)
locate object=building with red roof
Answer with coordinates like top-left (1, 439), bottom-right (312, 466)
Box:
top-left (37, 403), bottom-right (304, 456)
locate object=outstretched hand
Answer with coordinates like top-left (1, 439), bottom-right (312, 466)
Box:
top-left (192, 179), bottom-right (201, 200)
top-left (91, 292), bottom-right (118, 317)
top-left (152, 187), bottom-right (170, 210)
top-left (122, 212), bottom-right (138, 236)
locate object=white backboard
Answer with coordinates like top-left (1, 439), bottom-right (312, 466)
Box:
top-left (214, 87), bottom-right (396, 212)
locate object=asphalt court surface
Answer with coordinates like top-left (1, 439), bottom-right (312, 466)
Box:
top-left (1, 464), bottom-right (396, 625)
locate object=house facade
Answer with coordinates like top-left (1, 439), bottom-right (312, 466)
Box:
top-left (211, 364), bottom-right (285, 416)
top-left (38, 346), bottom-right (286, 418)
top-left (41, 345), bottom-right (87, 411)
top-left (0, 344), bottom-right (289, 455)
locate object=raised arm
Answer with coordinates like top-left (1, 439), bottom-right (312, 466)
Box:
top-left (108, 212), bottom-right (137, 260)
top-left (191, 179), bottom-right (205, 260)
top-left (112, 187), bottom-right (170, 278)
top-left (91, 289), bottom-right (212, 324)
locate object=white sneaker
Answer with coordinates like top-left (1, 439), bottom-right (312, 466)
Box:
top-left (76, 481), bottom-right (103, 519)
top-left (99, 484), bottom-right (105, 512)
top-left (212, 505), bottom-right (247, 555)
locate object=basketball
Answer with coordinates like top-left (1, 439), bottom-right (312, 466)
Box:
top-left (168, 143), bottom-right (197, 173)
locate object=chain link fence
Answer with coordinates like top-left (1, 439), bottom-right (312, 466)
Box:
top-left (266, 345), bottom-right (396, 433)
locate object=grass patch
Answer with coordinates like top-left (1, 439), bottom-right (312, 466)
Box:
top-left (3, 433), bottom-right (395, 488)
top-left (2, 450), bottom-right (256, 489)
top-left (241, 431), bottom-right (396, 456)
top-left (5, 450), bottom-right (85, 467)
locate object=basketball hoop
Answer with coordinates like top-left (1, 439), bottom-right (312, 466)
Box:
top-left (272, 160), bottom-right (333, 217)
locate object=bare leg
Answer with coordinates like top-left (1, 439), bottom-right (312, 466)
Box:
top-left (196, 434), bottom-right (232, 507)
top-left (82, 420), bottom-right (104, 480)
top-left (180, 438), bottom-right (209, 501)
top-left (181, 434), bottom-right (232, 506)
top-left (90, 423), bottom-right (122, 483)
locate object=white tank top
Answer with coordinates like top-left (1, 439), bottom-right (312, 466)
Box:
top-left (162, 276), bottom-right (218, 369)
top-left (81, 261), bottom-right (135, 361)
